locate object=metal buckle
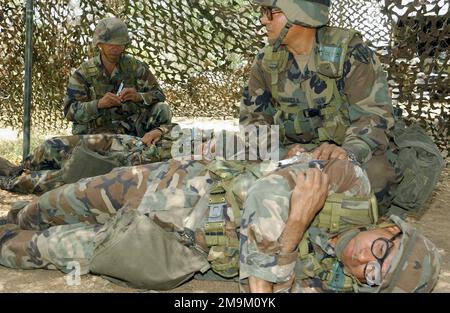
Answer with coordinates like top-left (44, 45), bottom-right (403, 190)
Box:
top-left (207, 203), bottom-right (226, 223)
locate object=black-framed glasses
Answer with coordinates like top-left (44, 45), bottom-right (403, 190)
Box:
top-left (260, 6), bottom-right (283, 21)
top-left (363, 231), bottom-right (402, 286)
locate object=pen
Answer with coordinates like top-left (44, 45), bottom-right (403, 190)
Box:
top-left (116, 81), bottom-right (124, 95)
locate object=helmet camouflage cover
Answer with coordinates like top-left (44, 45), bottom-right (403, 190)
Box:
top-left (253, 0), bottom-right (330, 27)
top-left (376, 215), bottom-right (441, 293)
top-left (92, 17), bottom-right (130, 46)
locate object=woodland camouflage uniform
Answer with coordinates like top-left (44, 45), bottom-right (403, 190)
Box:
top-left (64, 17), bottom-right (172, 136)
top-left (0, 156), bottom-right (440, 292)
top-left (0, 18), bottom-right (175, 194)
top-left (0, 133), bottom-right (174, 194)
top-left (0, 157), bottom-right (367, 279)
top-left (239, 162), bottom-right (441, 293)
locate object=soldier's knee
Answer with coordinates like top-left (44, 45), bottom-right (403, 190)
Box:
top-left (152, 102), bottom-right (172, 123)
top-left (365, 154), bottom-right (397, 192)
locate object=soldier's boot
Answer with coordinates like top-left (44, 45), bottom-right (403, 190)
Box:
top-left (6, 201), bottom-right (30, 224)
top-left (0, 176), bottom-right (12, 191)
top-left (0, 156), bottom-right (21, 176)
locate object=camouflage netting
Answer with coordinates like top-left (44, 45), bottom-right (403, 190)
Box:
top-left (0, 0), bottom-right (448, 156)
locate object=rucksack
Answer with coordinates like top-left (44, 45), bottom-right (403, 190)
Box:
top-left (90, 209), bottom-right (210, 290)
top-left (61, 141), bottom-right (123, 184)
top-left (389, 119), bottom-right (444, 216)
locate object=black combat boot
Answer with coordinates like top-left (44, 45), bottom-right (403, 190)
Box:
top-left (0, 175), bottom-right (12, 191)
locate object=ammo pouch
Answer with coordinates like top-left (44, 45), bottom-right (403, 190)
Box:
top-left (311, 192), bottom-right (378, 232)
top-left (62, 141), bottom-right (121, 184)
top-left (295, 192), bottom-right (378, 292)
top-left (90, 209), bottom-right (210, 290)
top-left (389, 120), bottom-right (444, 215)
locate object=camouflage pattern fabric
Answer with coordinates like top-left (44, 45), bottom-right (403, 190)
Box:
top-left (64, 53), bottom-right (171, 136)
top-left (239, 158), bottom-right (372, 292)
top-left (0, 159), bottom-right (222, 273)
top-left (0, 156), bottom-right (365, 282)
top-left (5, 134), bottom-right (174, 194)
top-left (254, 0), bottom-right (330, 28)
top-left (240, 27), bottom-right (400, 214)
top-left (92, 17), bottom-right (130, 46)
top-left (374, 215), bottom-right (441, 293)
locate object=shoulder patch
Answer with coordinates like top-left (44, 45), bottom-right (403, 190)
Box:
top-left (319, 46), bottom-right (342, 64)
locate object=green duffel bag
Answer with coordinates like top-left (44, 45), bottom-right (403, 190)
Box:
top-left (389, 119), bottom-right (445, 215)
top-left (62, 141), bottom-right (121, 184)
top-left (90, 209), bottom-right (210, 290)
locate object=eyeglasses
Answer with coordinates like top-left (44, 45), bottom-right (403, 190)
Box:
top-left (363, 232), bottom-right (402, 286)
top-left (260, 6), bottom-right (283, 21)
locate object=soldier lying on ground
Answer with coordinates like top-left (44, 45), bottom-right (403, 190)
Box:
top-left (0, 132), bottom-right (174, 194)
top-left (240, 160), bottom-right (441, 293)
top-left (0, 152), bottom-right (441, 292)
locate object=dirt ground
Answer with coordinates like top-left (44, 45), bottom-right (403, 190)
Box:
top-left (0, 167), bottom-right (448, 293)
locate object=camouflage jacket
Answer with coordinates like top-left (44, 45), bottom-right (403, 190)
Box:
top-left (63, 53), bottom-right (166, 135)
top-left (240, 27), bottom-right (395, 164)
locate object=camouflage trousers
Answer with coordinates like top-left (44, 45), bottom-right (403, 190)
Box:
top-left (7, 133), bottom-right (173, 194)
top-left (0, 159), bottom-right (211, 274)
top-left (71, 101), bottom-right (173, 136)
top-left (239, 158), bottom-right (372, 292)
top-left (362, 154), bottom-right (401, 216)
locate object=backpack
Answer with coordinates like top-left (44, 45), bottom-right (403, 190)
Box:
top-left (389, 119), bottom-right (444, 216)
top-left (90, 209), bottom-right (210, 290)
top-left (62, 141), bottom-right (123, 184)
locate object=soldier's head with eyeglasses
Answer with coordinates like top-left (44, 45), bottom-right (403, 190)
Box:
top-left (336, 215), bottom-right (441, 293)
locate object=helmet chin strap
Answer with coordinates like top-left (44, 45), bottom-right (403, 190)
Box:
top-left (271, 21), bottom-right (293, 52)
top-left (334, 228), bottom-right (361, 262)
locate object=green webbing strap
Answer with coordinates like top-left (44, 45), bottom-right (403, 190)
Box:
top-left (328, 193), bottom-right (344, 233)
top-left (302, 79), bottom-right (316, 136)
top-left (221, 179), bottom-right (242, 228)
top-left (204, 161), bottom-right (254, 239)
top-left (298, 233), bottom-right (310, 260)
top-left (297, 233), bottom-right (324, 278)
top-left (206, 160), bottom-right (246, 180)
top-left (272, 21), bottom-right (292, 52)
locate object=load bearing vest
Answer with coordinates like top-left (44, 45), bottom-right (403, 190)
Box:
top-left (261, 26), bottom-right (360, 145)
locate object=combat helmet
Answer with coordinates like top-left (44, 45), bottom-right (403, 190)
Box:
top-left (92, 17), bottom-right (130, 46)
top-left (254, 0), bottom-right (330, 50)
top-left (254, 0), bottom-right (330, 27)
top-left (371, 215), bottom-right (441, 293)
top-left (335, 215), bottom-right (441, 293)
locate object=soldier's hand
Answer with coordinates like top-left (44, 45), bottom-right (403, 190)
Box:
top-left (97, 92), bottom-right (122, 109)
top-left (312, 142), bottom-right (347, 161)
top-left (284, 144), bottom-right (305, 159)
top-left (119, 88), bottom-right (142, 103)
top-left (290, 168), bottom-right (330, 223)
top-left (141, 129), bottom-right (162, 146)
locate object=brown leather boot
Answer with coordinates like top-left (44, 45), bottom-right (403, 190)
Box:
top-left (0, 156), bottom-right (20, 176)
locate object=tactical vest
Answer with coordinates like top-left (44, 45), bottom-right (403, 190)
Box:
top-left (261, 27), bottom-right (360, 146)
top-left (76, 55), bottom-right (142, 134)
top-left (295, 192), bottom-right (379, 292)
top-left (203, 160), bottom-right (261, 278)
